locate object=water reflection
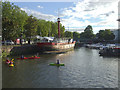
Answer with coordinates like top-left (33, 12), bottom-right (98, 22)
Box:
top-left (2, 47), bottom-right (118, 88)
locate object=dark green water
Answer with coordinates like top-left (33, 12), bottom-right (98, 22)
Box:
top-left (2, 47), bottom-right (118, 88)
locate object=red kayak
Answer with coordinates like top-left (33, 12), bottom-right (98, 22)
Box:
top-left (28, 57), bottom-right (40, 59)
top-left (17, 57), bottom-right (40, 60)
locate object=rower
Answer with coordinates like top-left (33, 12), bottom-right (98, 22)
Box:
top-left (21, 55), bottom-right (24, 59)
top-left (6, 58), bottom-right (10, 62)
top-left (11, 58), bottom-right (14, 63)
top-left (56, 59), bottom-right (60, 64)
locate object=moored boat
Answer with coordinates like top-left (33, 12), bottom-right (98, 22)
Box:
top-left (99, 47), bottom-right (120, 57)
top-left (37, 38), bottom-right (76, 51)
top-left (37, 17), bottom-right (76, 53)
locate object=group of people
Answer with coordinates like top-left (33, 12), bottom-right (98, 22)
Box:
top-left (6, 55), bottom-right (60, 65)
top-left (21, 55), bottom-right (60, 64)
top-left (21, 55), bottom-right (38, 59)
top-left (6, 58), bottom-right (14, 64)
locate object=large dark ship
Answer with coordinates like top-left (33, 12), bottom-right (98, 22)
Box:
top-left (99, 47), bottom-right (120, 57)
top-left (37, 17), bottom-right (76, 53)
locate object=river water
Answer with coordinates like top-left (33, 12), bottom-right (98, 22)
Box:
top-left (2, 47), bottom-right (118, 88)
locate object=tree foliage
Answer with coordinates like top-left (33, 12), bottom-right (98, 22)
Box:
top-left (24, 15), bottom-right (38, 38)
top-left (2, 2), bottom-right (28, 40)
top-left (60, 24), bottom-right (65, 38)
top-left (2, 1), bottom-right (115, 42)
top-left (80, 25), bottom-right (95, 39)
top-left (2, 1), bottom-right (65, 41)
top-left (73, 32), bottom-right (80, 41)
top-left (51, 22), bottom-right (58, 37)
top-left (65, 31), bottom-right (73, 38)
top-left (96, 29), bottom-right (115, 41)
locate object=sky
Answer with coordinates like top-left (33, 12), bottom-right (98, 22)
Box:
top-left (3, 0), bottom-right (119, 34)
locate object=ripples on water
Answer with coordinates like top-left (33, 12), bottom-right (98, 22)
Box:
top-left (2, 47), bottom-right (118, 88)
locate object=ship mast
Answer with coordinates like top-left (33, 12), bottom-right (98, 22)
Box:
top-left (57, 17), bottom-right (60, 38)
top-left (57, 9), bottom-right (60, 38)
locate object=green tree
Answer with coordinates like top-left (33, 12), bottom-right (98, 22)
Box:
top-left (104, 29), bottom-right (115, 40)
top-left (96, 30), bottom-right (105, 41)
top-left (37, 20), bottom-right (65, 38)
top-left (84, 25), bottom-right (93, 31)
top-left (24, 15), bottom-right (38, 39)
top-left (2, 1), bottom-right (66, 40)
top-left (2, 1), bottom-right (28, 40)
top-left (2, 2), bottom-right (18, 40)
top-left (46, 21), bottom-right (52, 37)
top-left (60, 24), bottom-right (65, 38)
top-left (96, 29), bottom-right (115, 41)
top-left (37, 19), bottom-right (46, 36)
top-left (80, 25), bottom-right (95, 39)
top-left (51, 22), bottom-right (58, 37)
top-left (65, 31), bottom-right (73, 38)
top-left (73, 32), bottom-right (80, 41)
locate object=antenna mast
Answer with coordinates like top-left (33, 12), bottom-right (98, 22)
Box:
top-left (57, 9), bottom-right (60, 38)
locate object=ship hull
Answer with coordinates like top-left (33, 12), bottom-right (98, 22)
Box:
top-left (37, 41), bottom-right (76, 51)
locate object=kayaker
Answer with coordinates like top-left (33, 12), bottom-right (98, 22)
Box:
top-left (6, 60), bottom-right (10, 63)
top-left (9, 61), bottom-right (14, 67)
top-left (56, 59), bottom-right (60, 64)
top-left (11, 58), bottom-right (14, 63)
top-left (6, 60), bottom-right (9, 62)
top-left (21, 55), bottom-right (24, 59)
top-left (6, 58), bottom-right (9, 62)
top-left (34, 55), bottom-right (37, 58)
top-left (11, 58), bottom-right (14, 61)
top-left (35, 55), bottom-right (37, 57)
top-left (9, 61), bottom-right (13, 64)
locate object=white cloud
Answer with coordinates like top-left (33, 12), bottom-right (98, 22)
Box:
top-left (37, 5), bottom-right (43, 8)
top-left (60, 0), bottom-right (119, 33)
top-left (20, 7), bottom-right (57, 21)
top-left (20, 0), bottom-right (119, 33)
